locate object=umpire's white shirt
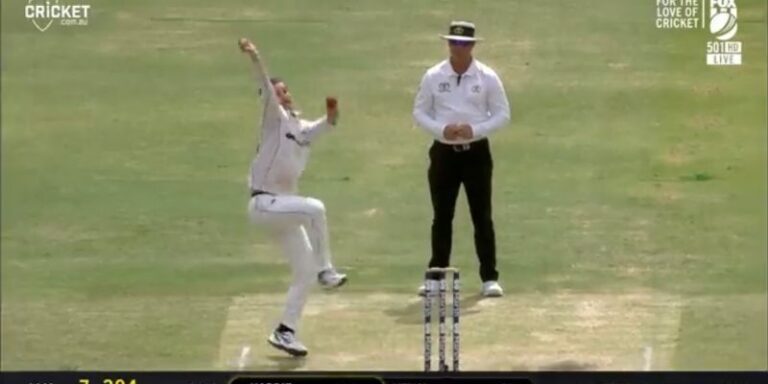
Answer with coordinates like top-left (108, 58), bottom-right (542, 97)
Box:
top-left (413, 59), bottom-right (510, 144)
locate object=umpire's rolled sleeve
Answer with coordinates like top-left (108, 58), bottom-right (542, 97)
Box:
top-left (413, 73), bottom-right (445, 139)
top-left (471, 72), bottom-right (511, 137)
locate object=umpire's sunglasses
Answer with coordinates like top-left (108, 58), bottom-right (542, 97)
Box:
top-left (448, 40), bottom-right (474, 47)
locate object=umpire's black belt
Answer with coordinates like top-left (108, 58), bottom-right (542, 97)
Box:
top-left (434, 138), bottom-right (489, 153)
top-left (250, 189), bottom-right (274, 197)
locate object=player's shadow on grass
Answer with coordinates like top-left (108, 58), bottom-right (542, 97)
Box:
top-left (383, 293), bottom-right (485, 325)
top-left (247, 355), bottom-right (307, 371)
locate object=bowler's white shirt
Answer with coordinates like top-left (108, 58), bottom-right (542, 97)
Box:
top-left (413, 59), bottom-right (510, 144)
top-left (248, 72), bottom-right (331, 194)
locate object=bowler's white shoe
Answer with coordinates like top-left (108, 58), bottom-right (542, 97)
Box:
top-left (481, 281), bottom-right (504, 297)
top-left (267, 330), bottom-right (308, 357)
top-left (318, 268), bottom-right (347, 288)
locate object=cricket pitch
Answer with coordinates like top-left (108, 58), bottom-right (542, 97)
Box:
top-left (218, 291), bottom-right (682, 371)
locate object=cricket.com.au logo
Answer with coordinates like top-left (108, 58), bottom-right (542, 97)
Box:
top-left (654, 0), bottom-right (742, 66)
top-left (25, 0), bottom-right (91, 32)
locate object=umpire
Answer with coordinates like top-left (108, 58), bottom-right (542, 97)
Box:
top-left (413, 21), bottom-right (510, 297)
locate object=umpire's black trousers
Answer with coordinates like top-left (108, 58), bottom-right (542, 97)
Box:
top-left (427, 138), bottom-right (498, 282)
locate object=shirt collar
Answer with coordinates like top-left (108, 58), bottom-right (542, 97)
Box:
top-left (280, 105), bottom-right (302, 118)
top-left (441, 58), bottom-right (479, 77)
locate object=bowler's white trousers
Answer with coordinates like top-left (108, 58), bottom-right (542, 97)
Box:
top-left (248, 193), bottom-right (334, 331)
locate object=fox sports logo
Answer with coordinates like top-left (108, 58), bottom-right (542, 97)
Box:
top-left (709, 0), bottom-right (738, 41)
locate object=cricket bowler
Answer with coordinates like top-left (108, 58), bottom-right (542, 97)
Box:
top-left (239, 37), bottom-right (347, 357)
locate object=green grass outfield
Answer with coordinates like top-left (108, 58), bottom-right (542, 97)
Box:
top-left (2, 0), bottom-right (766, 370)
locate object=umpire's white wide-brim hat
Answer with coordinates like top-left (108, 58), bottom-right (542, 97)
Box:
top-left (440, 21), bottom-right (483, 42)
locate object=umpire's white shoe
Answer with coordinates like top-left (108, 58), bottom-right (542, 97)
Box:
top-left (482, 281), bottom-right (504, 297)
top-left (267, 330), bottom-right (308, 357)
top-left (318, 268), bottom-right (347, 288)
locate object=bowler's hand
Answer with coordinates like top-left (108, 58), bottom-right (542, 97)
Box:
top-left (326, 97), bottom-right (339, 125)
top-left (238, 38), bottom-right (257, 55)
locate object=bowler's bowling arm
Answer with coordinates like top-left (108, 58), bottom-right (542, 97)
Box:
top-left (244, 49), bottom-right (283, 122)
